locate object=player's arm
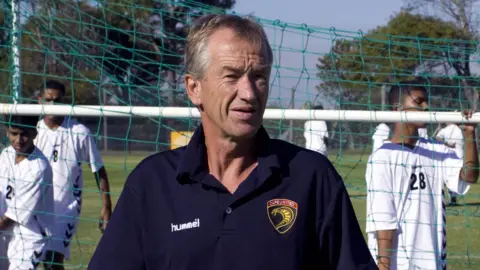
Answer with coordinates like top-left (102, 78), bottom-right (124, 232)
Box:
top-left (0, 216), bottom-right (14, 231)
top-left (82, 130), bottom-right (113, 229)
top-left (317, 163), bottom-right (377, 269)
top-left (459, 111), bottom-right (479, 184)
top-left (460, 129), bottom-right (479, 183)
top-left (376, 230), bottom-right (395, 270)
top-left (435, 136), bottom-right (456, 149)
top-left (94, 166), bottom-right (112, 220)
top-left (365, 152), bottom-right (397, 269)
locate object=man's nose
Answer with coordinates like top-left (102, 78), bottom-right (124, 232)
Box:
top-left (12, 136), bottom-right (20, 145)
top-left (237, 75), bottom-right (257, 101)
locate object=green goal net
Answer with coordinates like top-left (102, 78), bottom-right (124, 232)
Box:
top-left (0, 1), bottom-right (479, 269)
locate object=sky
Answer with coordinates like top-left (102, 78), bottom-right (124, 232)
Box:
top-left (230, 0), bottom-right (480, 109)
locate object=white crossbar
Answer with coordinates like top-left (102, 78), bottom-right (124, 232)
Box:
top-left (1, 103), bottom-right (479, 123)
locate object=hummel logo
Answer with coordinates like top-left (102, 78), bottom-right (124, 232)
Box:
top-left (171, 218), bottom-right (200, 232)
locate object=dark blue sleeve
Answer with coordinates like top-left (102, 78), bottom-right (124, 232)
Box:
top-left (88, 178), bottom-right (145, 270)
top-left (317, 167), bottom-right (378, 270)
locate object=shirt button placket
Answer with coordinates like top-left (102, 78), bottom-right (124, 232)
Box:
top-left (225, 207), bottom-right (232, 214)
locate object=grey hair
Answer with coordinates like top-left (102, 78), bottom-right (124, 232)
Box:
top-left (184, 14), bottom-right (273, 79)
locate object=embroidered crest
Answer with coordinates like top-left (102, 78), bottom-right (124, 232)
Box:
top-left (267, 199), bottom-right (298, 234)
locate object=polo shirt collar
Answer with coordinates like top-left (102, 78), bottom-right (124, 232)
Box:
top-left (176, 124), bottom-right (280, 184)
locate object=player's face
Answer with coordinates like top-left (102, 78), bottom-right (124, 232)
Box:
top-left (6, 127), bottom-right (36, 154)
top-left (186, 28), bottom-right (271, 140)
top-left (401, 88), bottom-right (429, 128)
top-left (39, 88), bottom-right (65, 121)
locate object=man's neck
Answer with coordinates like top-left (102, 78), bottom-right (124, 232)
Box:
top-left (390, 123), bottom-right (419, 148)
top-left (203, 127), bottom-right (258, 193)
top-left (44, 117), bottom-right (64, 130)
top-left (15, 145), bottom-right (35, 164)
top-left (205, 134), bottom-right (257, 178)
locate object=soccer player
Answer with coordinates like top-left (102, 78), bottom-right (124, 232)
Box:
top-left (89, 14), bottom-right (376, 270)
top-left (34, 80), bottom-right (112, 269)
top-left (0, 114), bottom-right (54, 269)
top-left (436, 121), bottom-right (465, 205)
top-left (365, 80), bottom-right (479, 270)
top-left (304, 105), bottom-right (329, 156)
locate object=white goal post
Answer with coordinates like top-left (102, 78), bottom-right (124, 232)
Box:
top-left (1, 103), bottom-right (480, 123)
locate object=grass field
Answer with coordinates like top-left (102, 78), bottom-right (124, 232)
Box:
top-left (65, 150), bottom-right (480, 269)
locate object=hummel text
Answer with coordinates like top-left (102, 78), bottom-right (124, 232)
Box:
top-left (171, 218), bottom-right (200, 232)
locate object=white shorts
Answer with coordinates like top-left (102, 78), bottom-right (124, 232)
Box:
top-left (7, 234), bottom-right (48, 270)
top-left (49, 217), bottom-right (79, 260)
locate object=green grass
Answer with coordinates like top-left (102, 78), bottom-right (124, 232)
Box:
top-left (64, 150), bottom-right (480, 269)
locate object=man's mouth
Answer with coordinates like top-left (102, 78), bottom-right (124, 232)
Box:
top-left (231, 107), bottom-right (257, 119)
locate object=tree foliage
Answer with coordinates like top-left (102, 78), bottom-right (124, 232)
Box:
top-left (1, 0), bottom-right (236, 105)
top-left (316, 11), bottom-right (475, 109)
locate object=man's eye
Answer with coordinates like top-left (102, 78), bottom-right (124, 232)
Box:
top-left (255, 74), bottom-right (266, 80)
top-left (224, 74), bottom-right (238, 79)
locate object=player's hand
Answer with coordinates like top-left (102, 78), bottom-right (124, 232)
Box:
top-left (100, 205), bottom-right (112, 233)
top-left (458, 109), bottom-right (477, 133)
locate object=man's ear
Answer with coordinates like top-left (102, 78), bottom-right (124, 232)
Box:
top-left (185, 74), bottom-right (202, 106)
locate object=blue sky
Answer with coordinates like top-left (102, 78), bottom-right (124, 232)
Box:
top-left (230, 0), bottom-right (480, 109)
top-left (231, 0), bottom-right (405, 108)
top-left (233, 0), bottom-right (403, 32)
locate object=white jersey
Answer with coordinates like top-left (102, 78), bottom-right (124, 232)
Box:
top-left (304, 120), bottom-right (329, 156)
top-left (35, 118), bottom-right (104, 218)
top-left (365, 139), bottom-right (470, 270)
top-left (418, 128), bottom-right (428, 139)
top-left (436, 124), bottom-right (464, 159)
top-left (372, 123), bottom-right (390, 152)
top-left (0, 146), bottom-right (54, 268)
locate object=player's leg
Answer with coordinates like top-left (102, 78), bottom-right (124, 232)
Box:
top-left (448, 190), bottom-right (458, 205)
top-left (7, 236), bottom-right (46, 270)
top-left (0, 234), bottom-right (10, 269)
top-left (44, 218), bottom-right (78, 269)
top-left (43, 250), bottom-right (65, 270)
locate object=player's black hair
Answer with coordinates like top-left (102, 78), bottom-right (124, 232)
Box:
top-left (313, 105), bottom-right (324, 110)
top-left (40, 80), bottom-right (66, 96)
top-left (388, 79), bottom-right (428, 107)
top-left (4, 115), bottom-right (39, 131)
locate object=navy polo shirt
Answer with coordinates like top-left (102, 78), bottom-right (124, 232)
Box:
top-left (89, 125), bottom-right (376, 270)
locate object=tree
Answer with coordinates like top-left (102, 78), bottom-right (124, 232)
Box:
top-left (316, 11), bottom-right (477, 150)
top-left (317, 11), bottom-right (474, 109)
top-left (93, 0), bottom-right (236, 106)
top-left (403, 0), bottom-right (480, 109)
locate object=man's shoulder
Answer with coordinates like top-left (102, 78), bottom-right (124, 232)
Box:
top-left (0, 146), bottom-right (11, 157)
top-left (269, 138), bottom-right (332, 171)
top-left (29, 148), bottom-right (51, 171)
top-left (368, 142), bottom-right (402, 162)
top-left (127, 147), bottom-right (186, 181)
top-left (65, 119), bottom-right (90, 133)
top-left (419, 138), bottom-right (460, 158)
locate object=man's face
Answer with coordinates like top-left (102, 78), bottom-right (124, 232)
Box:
top-left (186, 28), bottom-right (271, 140)
top-left (399, 88), bottom-right (429, 128)
top-left (38, 88), bottom-right (65, 121)
top-left (6, 126), bottom-right (36, 154)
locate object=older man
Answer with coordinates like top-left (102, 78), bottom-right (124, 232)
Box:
top-left (88, 14), bottom-right (375, 270)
